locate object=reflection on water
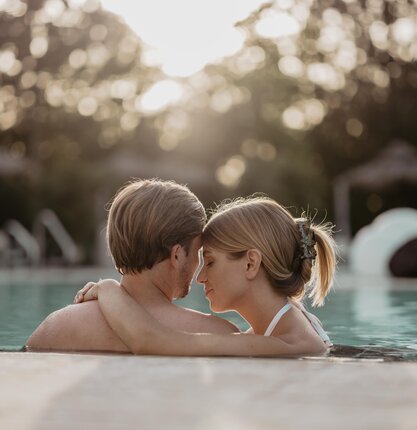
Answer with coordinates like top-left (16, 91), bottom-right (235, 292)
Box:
top-left (1, 273), bottom-right (417, 361)
top-left (0, 280), bottom-right (81, 350)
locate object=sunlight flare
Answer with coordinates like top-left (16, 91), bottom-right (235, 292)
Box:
top-left (100, 0), bottom-right (266, 77)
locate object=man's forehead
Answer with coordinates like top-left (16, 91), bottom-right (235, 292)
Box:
top-left (195, 235), bottom-right (203, 248)
top-left (190, 234), bottom-right (203, 248)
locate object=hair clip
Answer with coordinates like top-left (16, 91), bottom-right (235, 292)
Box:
top-left (298, 221), bottom-right (317, 260)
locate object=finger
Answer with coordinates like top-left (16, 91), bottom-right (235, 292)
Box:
top-left (76, 283), bottom-right (95, 300)
top-left (83, 287), bottom-right (98, 302)
top-left (76, 285), bottom-right (92, 301)
top-left (81, 281), bottom-right (96, 293)
top-left (74, 292), bottom-right (84, 304)
top-left (82, 292), bottom-right (91, 302)
top-left (74, 288), bottom-right (86, 302)
top-left (74, 281), bottom-right (96, 304)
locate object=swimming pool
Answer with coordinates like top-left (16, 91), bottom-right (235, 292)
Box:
top-left (1, 268), bottom-right (416, 360)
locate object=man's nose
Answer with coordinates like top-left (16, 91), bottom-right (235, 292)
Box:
top-left (196, 265), bottom-right (206, 284)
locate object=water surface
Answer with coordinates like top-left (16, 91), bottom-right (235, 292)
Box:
top-left (1, 270), bottom-right (416, 360)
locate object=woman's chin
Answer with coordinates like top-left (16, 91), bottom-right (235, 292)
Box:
top-left (208, 303), bottom-right (217, 312)
top-left (209, 302), bottom-right (226, 314)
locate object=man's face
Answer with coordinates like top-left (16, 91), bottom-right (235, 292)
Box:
top-left (175, 235), bottom-right (203, 299)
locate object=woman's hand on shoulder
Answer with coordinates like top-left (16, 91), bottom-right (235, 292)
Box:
top-left (73, 278), bottom-right (120, 304)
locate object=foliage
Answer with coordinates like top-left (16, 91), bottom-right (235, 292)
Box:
top-left (0, 0), bottom-right (416, 261)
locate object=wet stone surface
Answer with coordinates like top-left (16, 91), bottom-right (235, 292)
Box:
top-left (326, 344), bottom-right (417, 362)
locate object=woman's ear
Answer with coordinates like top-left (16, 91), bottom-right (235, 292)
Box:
top-left (245, 249), bottom-right (262, 280)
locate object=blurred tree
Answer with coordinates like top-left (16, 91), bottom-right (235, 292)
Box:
top-left (0, 0), bottom-right (163, 260)
top-left (0, 0), bottom-right (416, 262)
top-left (170, 0), bottom-right (417, 223)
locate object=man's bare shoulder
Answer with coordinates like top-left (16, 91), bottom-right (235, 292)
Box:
top-left (26, 302), bottom-right (128, 352)
top-left (172, 306), bottom-right (240, 334)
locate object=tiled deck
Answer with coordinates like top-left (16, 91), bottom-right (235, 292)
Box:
top-left (1, 351), bottom-right (416, 430)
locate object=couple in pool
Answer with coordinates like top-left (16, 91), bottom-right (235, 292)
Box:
top-left (27, 179), bottom-right (336, 356)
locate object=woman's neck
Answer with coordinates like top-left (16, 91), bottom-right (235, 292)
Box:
top-left (235, 283), bottom-right (288, 335)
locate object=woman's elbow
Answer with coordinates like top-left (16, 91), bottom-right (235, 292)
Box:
top-left (297, 341), bottom-right (328, 357)
top-left (128, 329), bottom-right (157, 355)
top-left (131, 346), bottom-right (143, 355)
top-left (126, 336), bottom-right (148, 355)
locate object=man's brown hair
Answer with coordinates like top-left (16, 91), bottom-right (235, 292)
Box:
top-left (107, 179), bottom-right (206, 274)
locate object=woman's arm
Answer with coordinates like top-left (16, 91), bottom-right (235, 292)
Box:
top-left (96, 282), bottom-right (323, 357)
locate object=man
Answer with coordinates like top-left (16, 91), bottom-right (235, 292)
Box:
top-left (26, 179), bottom-right (238, 352)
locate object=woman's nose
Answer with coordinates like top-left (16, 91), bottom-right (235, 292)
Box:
top-left (197, 265), bottom-right (207, 284)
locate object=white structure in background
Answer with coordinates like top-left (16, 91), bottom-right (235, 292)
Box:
top-left (33, 209), bottom-right (80, 265)
top-left (333, 141), bottom-right (417, 242)
top-left (350, 208), bottom-right (417, 276)
top-left (0, 209), bottom-right (80, 267)
top-left (2, 220), bottom-right (41, 265)
top-left (333, 141), bottom-right (417, 263)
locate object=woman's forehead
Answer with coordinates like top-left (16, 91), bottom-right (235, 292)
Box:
top-left (200, 245), bottom-right (216, 257)
top-left (201, 247), bottom-right (212, 257)
top-left (201, 246), bottom-right (231, 259)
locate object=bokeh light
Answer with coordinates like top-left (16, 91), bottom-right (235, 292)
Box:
top-left (0, 0), bottom-right (416, 263)
top-left (101, 0), bottom-right (266, 77)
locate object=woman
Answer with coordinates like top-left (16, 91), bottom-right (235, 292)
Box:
top-left (76, 196), bottom-right (336, 356)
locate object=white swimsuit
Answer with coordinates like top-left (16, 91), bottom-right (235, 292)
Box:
top-left (264, 301), bottom-right (333, 347)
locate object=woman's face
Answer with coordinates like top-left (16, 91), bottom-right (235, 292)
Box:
top-left (197, 246), bottom-right (248, 313)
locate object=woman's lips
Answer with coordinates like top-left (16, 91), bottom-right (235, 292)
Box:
top-left (205, 288), bottom-right (213, 297)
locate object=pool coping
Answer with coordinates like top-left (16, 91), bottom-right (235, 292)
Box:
top-left (1, 351), bottom-right (416, 430)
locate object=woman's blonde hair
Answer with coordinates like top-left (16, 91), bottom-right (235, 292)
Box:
top-left (203, 196), bottom-right (336, 306)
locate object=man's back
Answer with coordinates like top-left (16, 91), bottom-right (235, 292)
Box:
top-left (26, 300), bottom-right (239, 352)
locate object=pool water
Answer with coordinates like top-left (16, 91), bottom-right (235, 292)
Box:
top-left (1, 272), bottom-right (416, 360)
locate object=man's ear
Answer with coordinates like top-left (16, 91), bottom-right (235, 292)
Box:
top-left (170, 244), bottom-right (183, 267)
top-left (245, 249), bottom-right (262, 280)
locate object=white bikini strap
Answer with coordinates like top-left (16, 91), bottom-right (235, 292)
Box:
top-left (297, 303), bottom-right (332, 345)
top-left (264, 302), bottom-right (293, 336)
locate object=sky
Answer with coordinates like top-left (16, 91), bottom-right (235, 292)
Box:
top-left (100, 0), bottom-right (268, 77)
